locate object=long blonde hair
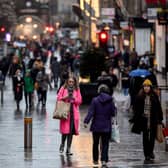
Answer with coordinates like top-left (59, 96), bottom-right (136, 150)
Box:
top-left (64, 75), bottom-right (79, 90)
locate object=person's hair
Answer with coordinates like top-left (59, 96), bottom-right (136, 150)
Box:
top-left (138, 86), bottom-right (153, 97)
top-left (97, 84), bottom-right (110, 94)
top-left (64, 76), bottom-right (79, 90)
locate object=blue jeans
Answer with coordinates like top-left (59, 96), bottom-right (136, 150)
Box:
top-left (92, 132), bottom-right (111, 162)
top-left (123, 88), bottom-right (129, 96)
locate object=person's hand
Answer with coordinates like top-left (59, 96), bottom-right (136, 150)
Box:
top-left (84, 123), bottom-right (88, 128)
top-left (61, 95), bottom-right (69, 100)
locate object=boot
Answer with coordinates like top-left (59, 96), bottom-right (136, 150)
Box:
top-left (66, 147), bottom-right (73, 155)
top-left (59, 144), bottom-right (64, 154)
top-left (17, 102), bottom-right (20, 111)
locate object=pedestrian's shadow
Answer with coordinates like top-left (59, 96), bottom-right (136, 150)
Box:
top-left (24, 148), bottom-right (33, 161)
top-left (36, 104), bottom-right (46, 115)
top-left (143, 159), bottom-right (157, 166)
top-left (24, 108), bottom-right (33, 117)
top-left (14, 109), bottom-right (23, 120)
top-left (60, 155), bottom-right (73, 167)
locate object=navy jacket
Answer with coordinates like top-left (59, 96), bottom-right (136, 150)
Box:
top-left (84, 93), bottom-right (116, 132)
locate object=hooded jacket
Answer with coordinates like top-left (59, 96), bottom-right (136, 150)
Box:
top-left (84, 93), bottom-right (116, 132)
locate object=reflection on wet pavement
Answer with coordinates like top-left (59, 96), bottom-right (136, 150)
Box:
top-left (0, 78), bottom-right (168, 168)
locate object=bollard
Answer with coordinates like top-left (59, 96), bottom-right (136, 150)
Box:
top-left (1, 88), bottom-right (3, 105)
top-left (24, 117), bottom-right (32, 149)
top-left (0, 83), bottom-right (3, 105)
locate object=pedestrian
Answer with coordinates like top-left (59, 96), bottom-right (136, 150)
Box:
top-left (84, 85), bottom-right (116, 167)
top-left (24, 69), bottom-right (34, 110)
top-left (50, 57), bottom-right (60, 89)
top-left (121, 67), bottom-right (130, 96)
top-left (57, 76), bottom-right (82, 155)
top-left (13, 69), bottom-right (24, 110)
top-left (36, 67), bottom-right (52, 109)
top-left (129, 48), bottom-right (138, 70)
top-left (122, 47), bottom-right (130, 67)
top-left (130, 79), bottom-right (163, 163)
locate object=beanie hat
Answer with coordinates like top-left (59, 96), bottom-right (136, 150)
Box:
top-left (143, 79), bottom-right (152, 86)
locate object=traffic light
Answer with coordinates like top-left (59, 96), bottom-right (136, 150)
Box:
top-left (45, 26), bottom-right (54, 34)
top-left (0, 26), bottom-right (6, 39)
top-left (98, 31), bottom-right (108, 50)
top-left (0, 27), bottom-right (5, 32)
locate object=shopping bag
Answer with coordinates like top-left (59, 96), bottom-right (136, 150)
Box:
top-left (34, 82), bottom-right (39, 90)
top-left (111, 118), bottom-right (120, 143)
top-left (156, 124), bottom-right (164, 143)
top-left (163, 127), bottom-right (168, 137)
top-left (53, 101), bottom-right (70, 120)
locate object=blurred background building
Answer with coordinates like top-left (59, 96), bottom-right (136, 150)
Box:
top-left (0, 0), bottom-right (167, 74)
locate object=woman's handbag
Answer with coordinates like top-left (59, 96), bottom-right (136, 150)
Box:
top-left (53, 101), bottom-right (70, 120)
top-left (156, 124), bottom-right (165, 143)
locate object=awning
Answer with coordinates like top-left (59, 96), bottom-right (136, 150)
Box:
top-left (130, 17), bottom-right (153, 28)
top-left (61, 22), bottom-right (79, 28)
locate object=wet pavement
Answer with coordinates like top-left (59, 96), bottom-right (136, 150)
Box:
top-left (0, 76), bottom-right (168, 168)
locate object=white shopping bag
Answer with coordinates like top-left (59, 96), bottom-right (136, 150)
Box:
top-left (111, 118), bottom-right (120, 143)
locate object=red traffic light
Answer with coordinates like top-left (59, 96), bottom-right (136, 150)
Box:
top-left (99, 31), bottom-right (108, 43)
top-left (45, 26), bottom-right (54, 32)
top-left (0, 27), bottom-right (5, 32)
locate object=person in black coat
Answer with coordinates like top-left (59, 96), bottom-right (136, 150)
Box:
top-left (130, 79), bottom-right (163, 163)
top-left (50, 57), bottom-right (60, 88)
top-left (13, 69), bottom-right (24, 110)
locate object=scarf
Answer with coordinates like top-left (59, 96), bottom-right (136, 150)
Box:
top-left (144, 95), bottom-right (151, 129)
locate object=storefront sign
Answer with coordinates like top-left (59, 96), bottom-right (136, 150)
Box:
top-left (120, 21), bottom-right (129, 29)
top-left (145, 0), bottom-right (166, 5)
top-left (147, 8), bottom-right (158, 20)
top-left (101, 8), bottom-right (115, 18)
top-left (157, 11), bottom-right (168, 25)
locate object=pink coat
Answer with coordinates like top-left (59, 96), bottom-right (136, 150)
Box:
top-left (57, 86), bottom-right (82, 135)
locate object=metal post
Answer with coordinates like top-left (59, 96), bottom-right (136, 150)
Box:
top-left (1, 87), bottom-right (3, 105)
top-left (24, 117), bottom-right (32, 149)
top-left (0, 82), bottom-right (3, 105)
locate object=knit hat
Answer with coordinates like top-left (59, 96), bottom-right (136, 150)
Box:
top-left (143, 79), bottom-right (152, 86)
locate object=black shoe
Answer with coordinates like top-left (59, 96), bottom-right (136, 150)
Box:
top-left (101, 161), bottom-right (107, 167)
top-left (150, 153), bottom-right (155, 159)
top-left (59, 144), bottom-right (64, 154)
top-left (93, 161), bottom-right (99, 165)
top-left (144, 156), bottom-right (152, 164)
top-left (66, 149), bottom-right (73, 155)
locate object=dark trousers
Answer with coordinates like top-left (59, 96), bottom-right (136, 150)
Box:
top-left (53, 74), bottom-right (59, 87)
top-left (24, 92), bottom-right (32, 107)
top-left (92, 132), bottom-right (110, 162)
top-left (61, 134), bottom-right (73, 152)
top-left (142, 126), bottom-right (156, 158)
top-left (37, 88), bottom-right (47, 106)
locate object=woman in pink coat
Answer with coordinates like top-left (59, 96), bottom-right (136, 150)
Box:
top-left (57, 76), bottom-right (82, 155)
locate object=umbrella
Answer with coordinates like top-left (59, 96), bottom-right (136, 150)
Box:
top-left (129, 69), bottom-right (151, 78)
